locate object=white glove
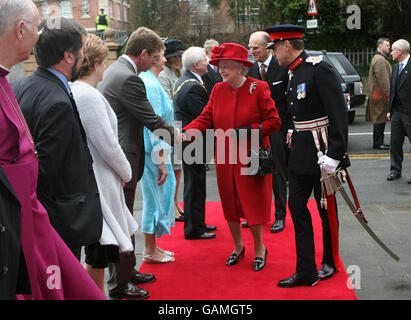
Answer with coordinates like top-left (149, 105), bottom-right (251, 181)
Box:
top-left (318, 154), bottom-right (340, 174)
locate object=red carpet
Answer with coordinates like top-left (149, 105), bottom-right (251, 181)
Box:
top-left (138, 200), bottom-right (357, 300)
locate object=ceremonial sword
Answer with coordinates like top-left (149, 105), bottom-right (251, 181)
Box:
top-left (322, 169), bottom-right (400, 262)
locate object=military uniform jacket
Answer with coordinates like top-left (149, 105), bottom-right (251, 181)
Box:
top-left (287, 51), bottom-right (350, 175)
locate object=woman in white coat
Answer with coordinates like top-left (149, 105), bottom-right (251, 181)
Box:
top-left (70, 34), bottom-right (138, 294)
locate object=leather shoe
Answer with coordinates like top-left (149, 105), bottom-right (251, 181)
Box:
top-left (318, 264), bottom-right (335, 280)
top-left (185, 232), bottom-right (216, 240)
top-left (277, 273), bottom-right (319, 288)
top-left (374, 144), bottom-right (390, 150)
top-left (226, 247), bottom-right (245, 266)
top-left (109, 282), bottom-right (150, 300)
top-left (241, 221), bottom-right (249, 228)
top-left (253, 249), bottom-right (267, 272)
top-left (175, 215), bottom-right (184, 222)
top-left (130, 270), bottom-right (156, 285)
top-left (270, 219), bottom-right (285, 233)
top-left (204, 225), bottom-right (217, 232)
top-left (387, 172), bottom-right (401, 181)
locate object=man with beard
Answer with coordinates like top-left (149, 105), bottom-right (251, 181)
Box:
top-left (13, 18), bottom-right (103, 260)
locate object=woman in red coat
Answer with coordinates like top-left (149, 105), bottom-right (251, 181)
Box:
top-left (182, 43), bottom-right (281, 271)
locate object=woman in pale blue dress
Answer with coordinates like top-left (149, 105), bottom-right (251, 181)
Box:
top-left (139, 48), bottom-right (176, 264)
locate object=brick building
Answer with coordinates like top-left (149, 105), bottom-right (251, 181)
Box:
top-left (33, 0), bottom-right (130, 33)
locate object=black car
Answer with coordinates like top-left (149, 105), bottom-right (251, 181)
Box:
top-left (307, 50), bottom-right (366, 124)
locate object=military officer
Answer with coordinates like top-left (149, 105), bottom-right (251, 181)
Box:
top-left (266, 25), bottom-right (350, 288)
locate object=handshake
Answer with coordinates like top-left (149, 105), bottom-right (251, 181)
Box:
top-left (176, 128), bottom-right (190, 143)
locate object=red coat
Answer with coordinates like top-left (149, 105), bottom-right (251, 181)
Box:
top-left (184, 76), bottom-right (281, 225)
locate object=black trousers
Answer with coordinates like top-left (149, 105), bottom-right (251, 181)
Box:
top-left (288, 172), bottom-right (337, 282)
top-left (183, 162), bottom-right (207, 236)
top-left (390, 111), bottom-right (411, 174)
top-left (373, 122), bottom-right (386, 148)
top-left (269, 130), bottom-right (288, 220)
top-left (107, 182), bottom-right (137, 294)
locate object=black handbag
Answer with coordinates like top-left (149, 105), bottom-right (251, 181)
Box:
top-left (248, 125), bottom-right (276, 176)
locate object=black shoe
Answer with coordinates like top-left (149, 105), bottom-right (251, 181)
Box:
top-left (241, 221), bottom-right (249, 228)
top-left (130, 270), bottom-right (156, 285)
top-left (387, 172), bottom-right (401, 181)
top-left (408, 178), bottom-right (411, 185)
top-left (204, 225), bottom-right (217, 232)
top-left (253, 249), bottom-right (267, 272)
top-left (226, 247), bottom-right (245, 266)
top-left (373, 144), bottom-right (390, 150)
top-left (318, 264), bottom-right (335, 280)
top-left (109, 282), bottom-right (150, 300)
top-left (270, 219), bottom-right (285, 233)
top-left (175, 215), bottom-right (184, 222)
top-left (185, 232), bottom-right (216, 240)
top-left (277, 273), bottom-right (319, 288)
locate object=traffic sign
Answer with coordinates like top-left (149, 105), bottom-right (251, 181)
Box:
top-left (307, 19), bottom-right (318, 29)
top-left (307, 0), bottom-right (318, 16)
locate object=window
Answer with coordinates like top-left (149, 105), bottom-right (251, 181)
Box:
top-left (328, 55), bottom-right (348, 76)
top-left (117, 3), bottom-right (121, 20)
top-left (109, 1), bottom-right (114, 18)
top-left (60, 0), bottom-right (73, 18)
top-left (123, 3), bottom-right (128, 22)
top-left (81, 0), bottom-right (90, 17)
top-left (42, 2), bottom-right (49, 18)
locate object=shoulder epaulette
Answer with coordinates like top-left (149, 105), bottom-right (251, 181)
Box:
top-left (306, 55), bottom-right (323, 65)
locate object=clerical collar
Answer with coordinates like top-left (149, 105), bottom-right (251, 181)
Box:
top-left (0, 64), bottom-right (10, 77)
top-left (288, 52), bottom-right (305, 71)
top-left (122, 54), bottom-right (138, 74)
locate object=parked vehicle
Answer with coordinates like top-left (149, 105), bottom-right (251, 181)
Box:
top-left (307, 50), bottom-right (366, 124)
top-left (248, 50), bottom-right (365, 124)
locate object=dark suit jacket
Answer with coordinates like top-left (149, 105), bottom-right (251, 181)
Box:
top-left (0, 165), bottom-right (29, 299)
top-left (97, 56), bottom-right (175, 184)
top-left (12, 67), bottom-right (102, 249)
top-left (202, 64), bottom-right (222, 98)
top-left (389, 58), bottom-right (411, 116)
top-left (247, 56), bottom-right (289, 135)
top-left (174, 70), bottom-right (210, 163)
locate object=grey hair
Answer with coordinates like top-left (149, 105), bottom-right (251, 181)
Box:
top-left (250, 31), bottom-right (270, 46)
top-left (0, 0), bottom-right (36, 38)
top-left (393, 39), bottom-right (410, 54)
top-left (231, 60), bottom-right (249, 76)
top-left (182, 46), bottom-right (206, 70)
top-left (204, 39), bottom-right (219, 53)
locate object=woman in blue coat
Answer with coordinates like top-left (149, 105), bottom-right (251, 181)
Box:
top-left (139, 49), bottom-right (176, 264)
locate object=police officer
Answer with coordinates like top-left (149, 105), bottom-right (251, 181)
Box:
top-left (96, 8), bottom-right (110, 39)
top-left (266, 25), bottom-right (350, 288)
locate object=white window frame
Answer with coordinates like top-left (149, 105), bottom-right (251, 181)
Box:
top-left (81, 0), bottom-right (90, 18)
top-left (59, 0), bottom-right (73, 19)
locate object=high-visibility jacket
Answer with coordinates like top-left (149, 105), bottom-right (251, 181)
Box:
top-left (96, 14), bottom-right (110, 31)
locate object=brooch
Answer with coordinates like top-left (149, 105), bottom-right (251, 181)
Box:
top-left (249, 82), bottom-right (257, 94)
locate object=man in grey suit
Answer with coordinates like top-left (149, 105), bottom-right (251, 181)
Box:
top-left (98, 27), bottom-right (178, 300)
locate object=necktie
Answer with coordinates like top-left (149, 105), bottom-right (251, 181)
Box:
top-left (260, 63), bottom-right (267, 81)
top-left (398, 62), bottom-right (404, 75)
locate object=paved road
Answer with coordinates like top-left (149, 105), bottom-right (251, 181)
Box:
top-left (115, 105), bottom-right (410, 300)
